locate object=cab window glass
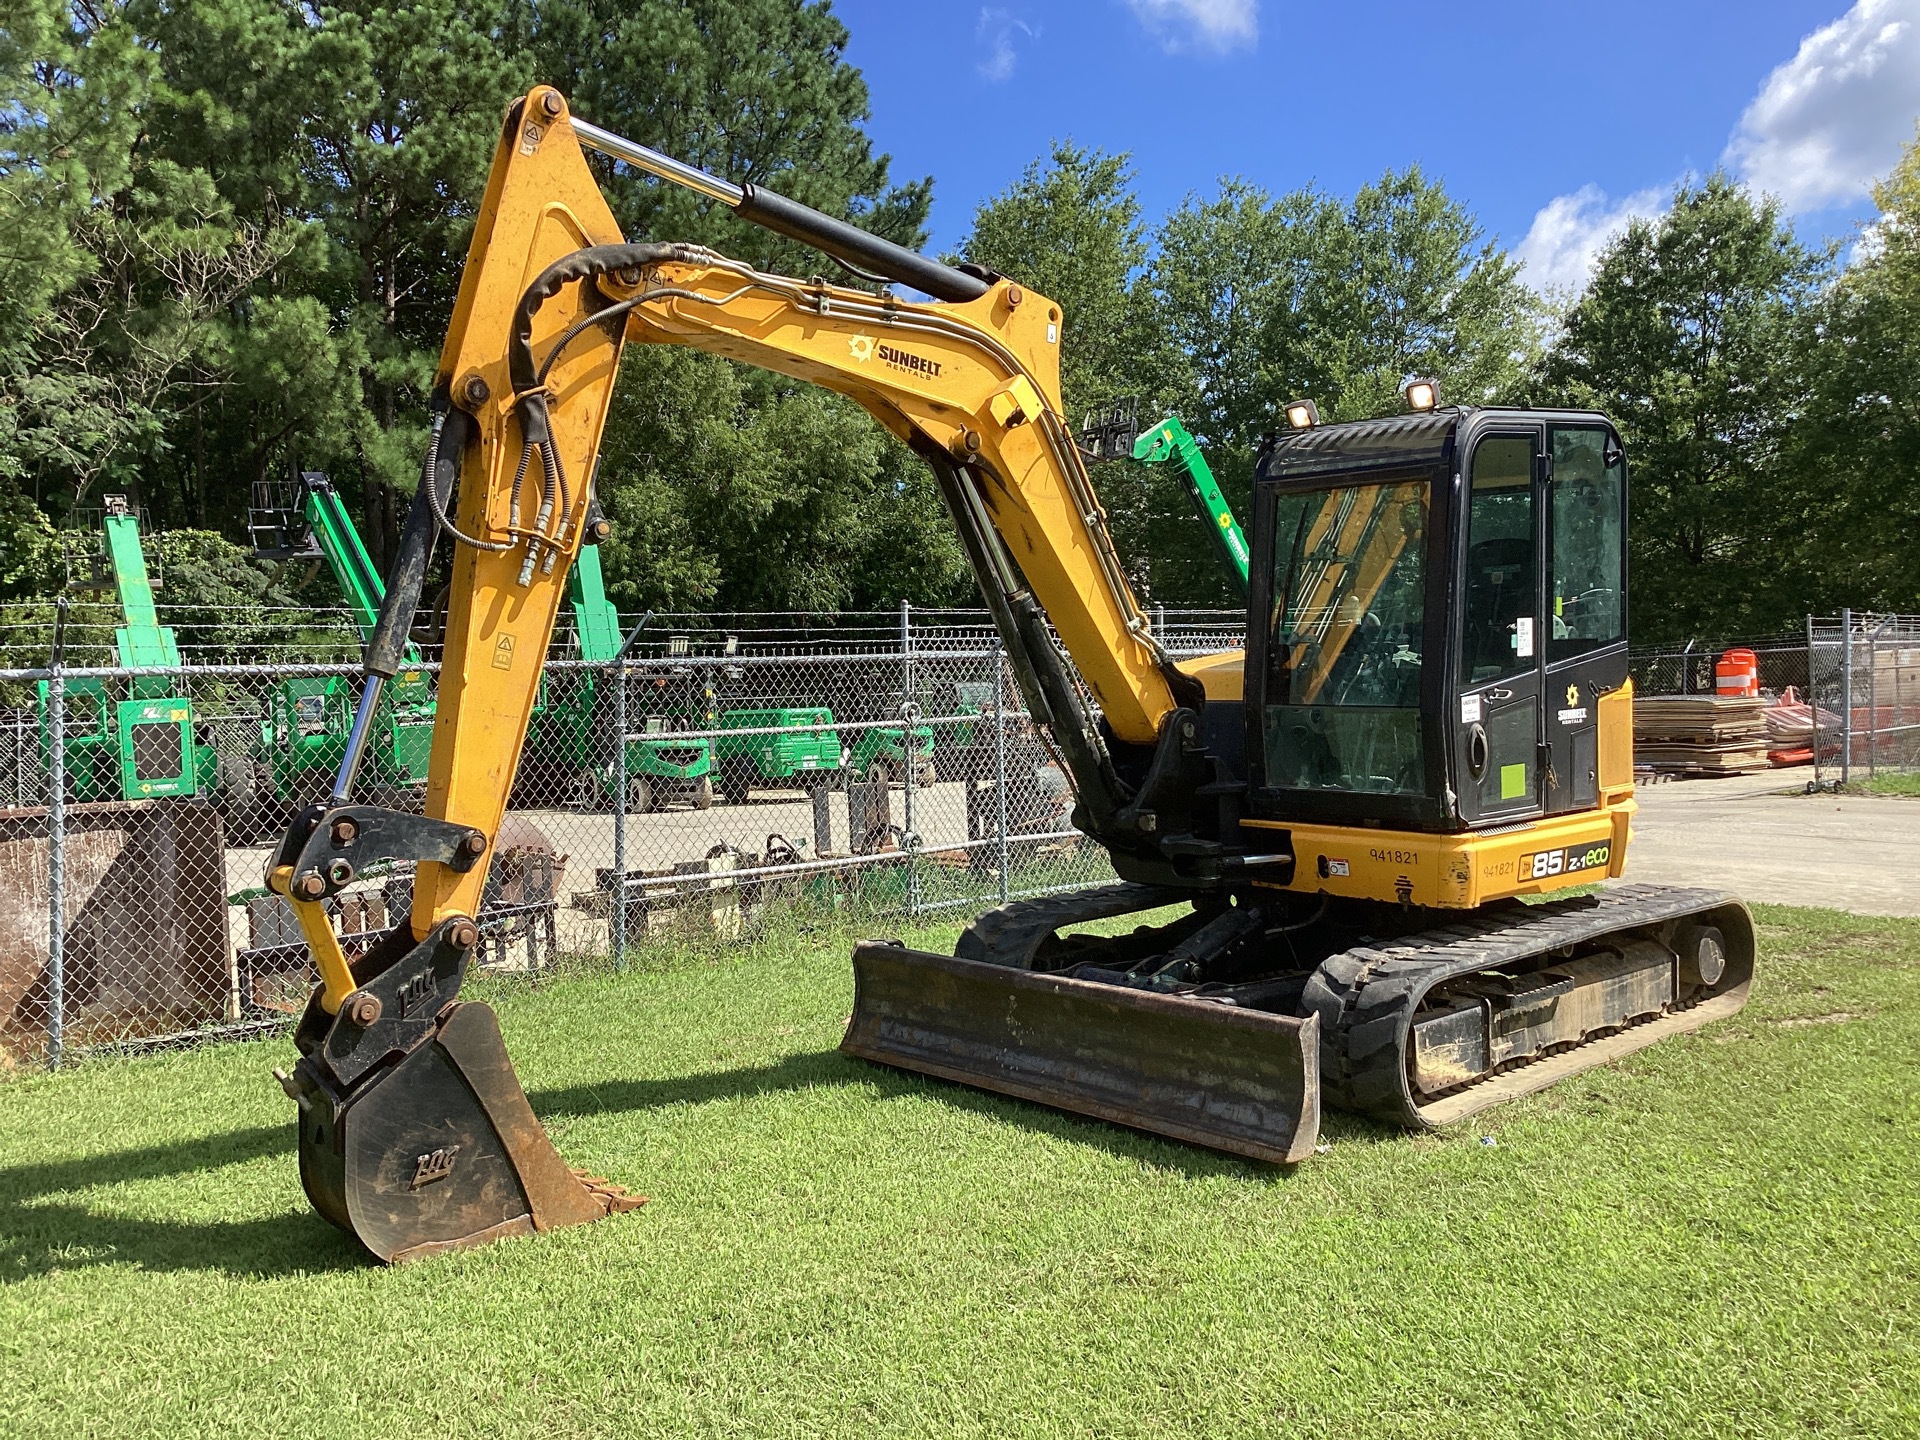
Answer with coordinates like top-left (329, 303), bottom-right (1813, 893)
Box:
top-left (1549, 427), bottom-right (1625, 661)
top-left (1460, 435), bottom-right (1536, 685)
top-left (1263, 478), bottom-right (1428, 795)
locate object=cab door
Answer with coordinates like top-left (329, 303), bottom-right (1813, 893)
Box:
top-left (1454, 428), bottom-right (1546, 825)
top-left (1542, 423), bottom-right (1629, 814)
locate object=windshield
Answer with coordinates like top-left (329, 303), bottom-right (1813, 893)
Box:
top-left (1264, 478), bottom-right (1428, 795)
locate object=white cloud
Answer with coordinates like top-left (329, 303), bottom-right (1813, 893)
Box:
top-left (1121, 0), bottom-right (1257, 53)
top-left (1724, 0), bottom-right (1920, 211)
top-left (976, 8), bottom-right (1038, 82)
top-left (1513, 184), bottom-right (1669, 294)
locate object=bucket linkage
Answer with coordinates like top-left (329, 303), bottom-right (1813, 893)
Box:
top-left (271, 800), bottom-right (641, 1263)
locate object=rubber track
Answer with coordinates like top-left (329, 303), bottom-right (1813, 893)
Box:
top-left (1300, 882), bottom-right (1749, 1128)
top-left (954, 882), bottom-right (1195, 969)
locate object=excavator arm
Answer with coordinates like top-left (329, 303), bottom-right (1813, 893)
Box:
top-left (405, 87), bottom-right (1235, 909)
top-left (268, 89), bottom-right (1286, 1264)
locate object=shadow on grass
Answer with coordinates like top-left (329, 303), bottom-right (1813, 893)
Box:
top-left (533, 1046), bottom-right (1401, 1178)
top-left (1, 1051), bottom-right (1402, 1281)
top-left (0, 1123), bottom-right (362, 1282)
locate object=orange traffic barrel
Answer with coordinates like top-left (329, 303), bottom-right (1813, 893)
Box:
top-left (1716, 647), bottom-right (1759, 697)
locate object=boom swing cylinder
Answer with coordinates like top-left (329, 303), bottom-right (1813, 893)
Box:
top-left (266, 88), bottom-right (1753, 1265)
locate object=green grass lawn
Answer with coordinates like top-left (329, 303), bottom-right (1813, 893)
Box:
top-left (2, 903), bottom-right (1917, 1438)
top-left (1859, 772), bottom-right (1920, 797)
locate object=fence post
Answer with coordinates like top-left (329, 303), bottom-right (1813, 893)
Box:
top-left (1841, 607), bottom-right (1854, 787)
top-left (1889, 622), bottom-right (1904, 779)
top-left (46, 604), bottom-right (66, 1071)
top-left (993, 642), bottom-right (1009, 905)
top-left (611, 652), bottom-right (628, 970)
top-left (1867, 614), bottom-right (1890, 780)
top-left (1806, 613), bottom-right (1820, 789)
top-left (900, 599), bottom-right (918, 917)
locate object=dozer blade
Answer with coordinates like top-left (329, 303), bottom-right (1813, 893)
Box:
top-left (843, 942), bottom-right (1320, 1164)
top-left (287, 921), bottom-right (643, 1264)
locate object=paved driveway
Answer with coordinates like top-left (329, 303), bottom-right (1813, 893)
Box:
top-left (1622, 768), bottom-right (1920, 917)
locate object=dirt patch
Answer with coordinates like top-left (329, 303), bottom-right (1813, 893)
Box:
top-left (1771, 1011), bottom-right (1866, 1028)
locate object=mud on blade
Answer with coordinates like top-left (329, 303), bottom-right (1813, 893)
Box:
top-left (842, 942), bottom-right (1320, 1164)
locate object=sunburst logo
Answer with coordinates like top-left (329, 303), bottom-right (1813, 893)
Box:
top-left (1566, 683), bottom-right (1580, 707)
top-left (848, 335), bottom-right (874, 362)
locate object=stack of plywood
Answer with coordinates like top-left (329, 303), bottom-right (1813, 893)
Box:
top-left (1633, 694), bottom-right (1769, 775)
top-left (1762, 687), bottom-right (1842, 766)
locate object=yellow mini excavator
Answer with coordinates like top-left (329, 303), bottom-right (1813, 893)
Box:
top-left (267, 88), bottom-right (1753, 1262)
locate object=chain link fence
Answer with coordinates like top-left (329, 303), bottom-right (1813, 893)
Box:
top-left (0, 604), bottom-right (1245, 1072)
top-left (1628, 635), bottom-right (1811, 698)
top-left (1808, 612), bottom-right (1920, 790)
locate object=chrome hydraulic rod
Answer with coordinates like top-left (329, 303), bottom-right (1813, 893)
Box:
top-left (331, 673), bottom-right (387, 803)
top-left (572, 119), bottom-right (744, 205)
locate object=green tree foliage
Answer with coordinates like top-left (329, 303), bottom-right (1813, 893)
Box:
top-left (131, 0), bottom-right (531, 558)
top-left (959, 145), bottom-right (1153, 415)
top-left (5, 4), bottom-right (1910, 641)
top-left (148, 527), bottom-right (305, 658)
top-left (958, 152), bottom-right (1539, 604)
top-left (1777, 131), bottom-right (1920, 616)
top-left (526, 0), bottom-right (931, 266)
top-left (1, 0), bottom-right (287, 516)
top-left (0, 0), bottom-right (971, 619)
top-left (597, 350), bottom-right (968, 613)
top-left (1537, 176), bottom-right (1827, 642)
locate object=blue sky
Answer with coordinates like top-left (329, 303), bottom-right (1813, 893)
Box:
top-left (833, 0), bottom-right (1920, 290)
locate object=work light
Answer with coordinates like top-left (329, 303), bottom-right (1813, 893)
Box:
top-left (1401, 377), bottom-right (1440, 412)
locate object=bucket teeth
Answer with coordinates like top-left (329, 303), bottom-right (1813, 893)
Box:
top-left (571, 1167), bottom-right (650, 1213)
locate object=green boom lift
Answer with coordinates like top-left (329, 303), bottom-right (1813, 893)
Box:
top-left (1131, 415), bottom-right (1249, 594)
top-left (38, 497), bottom-right (214, 802)
top-left (248, 474), bottom-right (435, 807)
top-left (527, 537), bottom-right (714, 812)
top-left (1079, 402), bottom-right (1249, 594)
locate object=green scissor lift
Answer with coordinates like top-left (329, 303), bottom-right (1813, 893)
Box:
top-left (530, 539), bottom-right (714, 812)
top-left (248, 474), bottom-right (435, 807)
top-left (38, 498), bottom-right (213, 802)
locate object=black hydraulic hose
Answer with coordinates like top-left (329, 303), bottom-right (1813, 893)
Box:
top-left (510, 242), bottom-right (689, 395)
top-left (422, 406), bottom-right (510, 555)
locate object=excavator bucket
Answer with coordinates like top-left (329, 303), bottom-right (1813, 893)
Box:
top-left (842, 943), bottom-right (1321, 1164)
top-left (284, 922), bottom-right (642, 1264)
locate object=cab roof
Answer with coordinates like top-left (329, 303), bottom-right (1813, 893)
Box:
top-left (1255, 405), bottom-right (1615, 483)
top-left (1256, 408), bottom-right (1463, 481)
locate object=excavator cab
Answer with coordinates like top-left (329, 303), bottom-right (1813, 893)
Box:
top-left (1248, 407), bottom-right (1630, 834)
